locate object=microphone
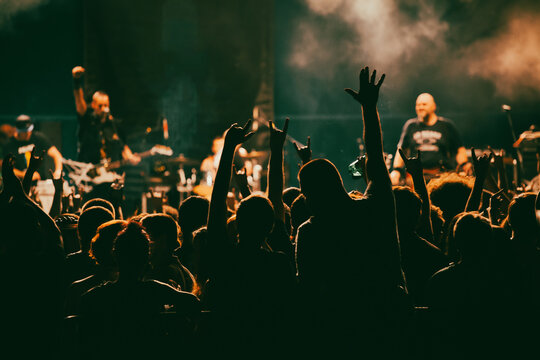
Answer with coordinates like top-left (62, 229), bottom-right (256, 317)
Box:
top-left (502, 104), bottom-right (511, 111)
top-left (103, 106), bottom-right (113, 120)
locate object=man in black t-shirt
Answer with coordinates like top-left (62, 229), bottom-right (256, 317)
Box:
top-left (72, 66), bottom-right (140, 165)
top-left (1, 114), bottom-right (63, 180)
top-left (390, 93), bottom-right (469, 185)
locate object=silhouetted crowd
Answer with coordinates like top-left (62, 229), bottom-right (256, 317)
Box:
top-left (1, 68), bottom-right (538, 359)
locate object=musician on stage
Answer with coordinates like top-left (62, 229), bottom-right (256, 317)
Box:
top-left (390, 93), bottom-right (470, 185)
top-left (1, 114), bottom-right (63, 180)
top-left (72, 66), bottom-right (140, 166)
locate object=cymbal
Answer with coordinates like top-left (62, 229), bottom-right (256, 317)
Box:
top-left (165, 154), bottom-right (199, 166)
top-left (240, 150), bottom-right (269, 159)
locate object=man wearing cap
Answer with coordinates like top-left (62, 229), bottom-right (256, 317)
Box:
top-left (71, 66), bottom-right (140, 165)
top-left (1, 114), bottom-right (63, 180)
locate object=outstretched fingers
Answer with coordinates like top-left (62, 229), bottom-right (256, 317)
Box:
top-left (376, 73), bottom-right (386, 88)
top-left (471, 147), bottom-right (478, 164)
top-left (371, 69), bottom-right (377, 84)
top-left (282, 117), bottom-right (289, 134)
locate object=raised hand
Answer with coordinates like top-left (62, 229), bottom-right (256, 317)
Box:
top-left (398, 148), bottom-right (424, 178)
top-left (269, 118), bottom-right (289, 152)
top-left (471, 148), bottom-right (493, 179)
top-left (110, 181), bottom-right (124, 206)
top-left (488, 146), bottom-right (509, 190)
top-left (224, 119), bottom-right (255, 148)
top-left (28, 147), bottom-right (45, 174)
top-left (232, 165), bottom-right (250, 198)
top-left (49, 170), bottom-right (64, 193)
top-left (72, 66), bottom-right (85, 79)
top-left (345, 66), bottom-right (385, 107)
top-left (294, 136), bottom-right (312, 165)
top-left (488, 189), bottom-right (510, 225)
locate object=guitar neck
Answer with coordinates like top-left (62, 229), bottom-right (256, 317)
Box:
top-left (105, 150), bottom-right (154, 170)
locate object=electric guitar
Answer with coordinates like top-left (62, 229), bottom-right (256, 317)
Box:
top-left (64, 145), bottom-right (173, 186)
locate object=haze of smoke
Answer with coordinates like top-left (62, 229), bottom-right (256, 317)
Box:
top-left (463, 12), bottom-right (540, 100)
top-left (290, 0), bottom-right (448, 83)
top-left (0, 0), bottom-right (49, 26)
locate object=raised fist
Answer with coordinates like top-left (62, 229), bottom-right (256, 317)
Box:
top-left (72, 66), bottom-right (85, 79)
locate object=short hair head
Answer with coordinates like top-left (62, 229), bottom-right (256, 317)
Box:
top-left (141, 213), bottom-right (181, 253)
top-left (90, 220), bottom-right (127, 266)
top-left (508, 192), bottom-right (537, 237)
top-left (393, 186), bottom-right (422, 234)
top-left (113, 221), bottom-right (150, 278)
top-left (235, 194), bottom-right (274, 244)
top-left (78, 206), bottom-right (114, 252)
top-left (453, 212), bottom-right (491, 260)
top-left (178, 196), bottom-right (209, 234)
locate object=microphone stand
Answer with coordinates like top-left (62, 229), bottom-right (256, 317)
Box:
top-left (503, 105), bottom-right (524, 188)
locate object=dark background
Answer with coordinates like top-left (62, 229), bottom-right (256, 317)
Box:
top-left (0, 0), bottom-right (538, 189)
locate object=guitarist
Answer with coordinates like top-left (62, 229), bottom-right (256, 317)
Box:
top-left (72, 66), bottom-right (140, 167)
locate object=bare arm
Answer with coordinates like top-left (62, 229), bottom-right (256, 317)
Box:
top-left (456, 146), bottom-right (468, 166)
top-left (72, 66), bottom-right (87, 116)
top-left (399, 148), bottom-right (433, 242)
top-left (267, 118), bottom-right (289, 223)
top-left (207, 121), bottom-right (254, 244)
top-left (465, 148), bottom-right (493, 212)
top-left (22, 148), bottom-right (44, 194)
top-left (390, 150), bottom-right (405, 185)
top-left (49, 170), bottom-right (63, 218)
top-left (48, 146), bottom-right (63, 179)
top-left (345, 67), bottom-right (388, 190)
top-left (122, 145), bottom-right (141, 165)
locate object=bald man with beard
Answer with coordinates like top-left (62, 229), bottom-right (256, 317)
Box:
top-left (390, 93), bottom-right (469, 185)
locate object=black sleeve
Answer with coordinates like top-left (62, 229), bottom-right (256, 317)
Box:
top-left (33, 132), bottom-right (53, 152)
top-left (397, 120), bottom-right (413, 156)
top-left (446, 120), bottom-right (463, 153)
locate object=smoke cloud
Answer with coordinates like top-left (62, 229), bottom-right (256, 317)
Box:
top-left (0, 0), bottom-right (49, 27)
top-left (289, 0), bottom-right (540, 103)
top-left (290, 0), bottom-right (448, 85)
top-left (463, 12), bottom-right (540, 100)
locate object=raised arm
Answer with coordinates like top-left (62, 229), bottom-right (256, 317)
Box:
top-left (207, 121), bottom-right (254, 242)
top-left (48, 146), bottom-right (63, 179)
top-left (22, 148), bottom-right (45, 194)
top-left (72, 66), bottom-right (87, 116)
top-left (345, 67), bottom-right (388, 190)
top-left (465, 148), bottom-right (493, 212)
top-left (49, 170), bottom-right (63, 218)
top-left (399, 148), bottom-right (433, 242)
top-left (268, 118), bottom-right (289, 223)
top-left (490, 147), bottom-right (509, 192)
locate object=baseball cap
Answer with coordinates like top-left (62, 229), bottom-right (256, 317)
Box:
top-left (15, 114), bottom-right (34, 132)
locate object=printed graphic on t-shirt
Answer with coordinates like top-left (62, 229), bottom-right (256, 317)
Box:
top-left (412, 130), bottom-right (442, 152)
